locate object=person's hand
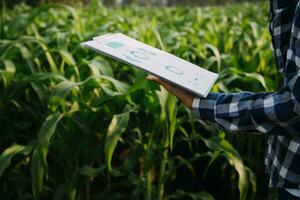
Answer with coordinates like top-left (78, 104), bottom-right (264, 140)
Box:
top-left (147, 75), bottom-right (195, 109)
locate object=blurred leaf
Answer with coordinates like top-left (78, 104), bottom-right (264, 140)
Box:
top-left (203, 136), bottom-right (248, 200)
top-left (27, 73), bottom-right (67, 82)
top-left (0, 60), bottom-right (16, 87)
top-left (166, 189), bottom-right (214, 200)
top-left (50, 81), bottom-right (79, 100)
top-left (33, 27), bottom-right (58, 73)
top-left (166, 94), bottom-right (177, 150)
top-left (100, 75), bottom-right (130, 96)
top-left (105, 109), bottom-right (130, 171)
top-left (246, 166), bottom-right (257, 200)
top-left (203, 150), bottom-right (221, 178)
top-left (78, 165), bottom-right (104, 177)
top-left (59, 50), bottom-right (76, 66)
top-left (86, 57), bottom-right (114, 77)
top-left (0, 144), bottom-right (33, 178)
top-left (53, 182), bottom-right (71, 200)
top-left (205, 43), bottom-right (221, 72)
top-left (31, 112), bottom-right (64, 198)
top-left (243, 72), bottom-right (268, 90)
top-left (189, 191), bottom-right (215, 200)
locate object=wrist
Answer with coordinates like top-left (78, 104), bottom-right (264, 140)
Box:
top-left (185, 93), bottom-right (194, 109)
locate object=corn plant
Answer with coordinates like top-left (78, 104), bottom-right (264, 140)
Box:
top-left (0, 2), bottom-right (275, 200)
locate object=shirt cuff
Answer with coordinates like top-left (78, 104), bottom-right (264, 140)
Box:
top-left (192, 92), bottom-right (220, 123)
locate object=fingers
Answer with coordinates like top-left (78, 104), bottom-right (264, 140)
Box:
top-left (147, 74), bottom-right (163, 85)
top-left (146, 75), bottom-right (159, 82)
top-left (146, 74), bottom-right (194, 109)
top-left (147, 75), bottom-right (173, 91)
top-left (146, 74), bottom-right (155, 80)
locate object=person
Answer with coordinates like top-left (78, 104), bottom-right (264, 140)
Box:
top-left (147, 0), bottom-right (300, 199)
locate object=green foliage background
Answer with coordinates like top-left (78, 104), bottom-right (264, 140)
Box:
top-left (0, 1), bottom-right (279, 200)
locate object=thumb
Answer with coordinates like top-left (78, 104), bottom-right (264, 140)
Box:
top-left (146, 75), bottom-right (158, 81)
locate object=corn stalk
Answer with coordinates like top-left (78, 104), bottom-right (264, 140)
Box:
top-left (0, 0), bottom-right (4, 38)
top-left (154, 29), bottom-right (178, 200)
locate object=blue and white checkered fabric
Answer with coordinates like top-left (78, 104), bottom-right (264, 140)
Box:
top-left (192, 0), bottom-right (300, 188)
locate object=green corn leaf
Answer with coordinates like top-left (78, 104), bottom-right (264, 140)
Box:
top-left (0, 1), bottom-right (4, 39)
top-left (67, 101), bottom-right (80, 116)
top-left (245, 166), bottom-right (257, 200)
top-left (49, 81), bottom-right (79, 108)
top-left (156, 86), bottom-right (177, 150)
top-left (53, 182), bottom-right (71, 200)
top-left (153, 30), bottom-right (178, 150)
top-left (59, 50), bottom-right (76, 66)
top-left (31, 112), bottom-right (64, 199)
top-left (156, 87), bottom-right (168, 122)
top-left (86, 59), bottom-right (101, 77)
top-left (203, 151), bottom-right (221, 179)
top-left (166, 94), bottom-right (177, 150)
top-left (3, 60), bottom-right (16, 75)
top-left (33, 28), bottom-right (58, 73)
top-left (153, 28), bottom-right (166, 51)
top-left (203, 136), bottom-right (248, 200)
top-left (222, 68), bottom-right (268, 90)
top-left (0, 36), bottom-right (39, 59)
top-left (166, 190), bottom-right (214, 200)
top-left (243, 72), bottom-right (268, 90)
top-left (104, 110), bottom-right (130, 171)
top-left (99, 76), bottom-right (130, 96)
top-left (51, 81), bottom-right (79, 99)
top-left (78, 165), bottom-right (104, 177)
top-left (205, 43), bottom-right (221, 72)
top-left (127, 77), bottom-right (147, 93)
top-left (28, 73), bottom-right (67, 82)
top-left (0, 60), bottom-right (16, 87)
top-left (188, 191), bottom-right (215, 200)
top-left (101, 75), bottom-right (130, 94)
top-left (86, 58), bottom-right (114, 77)
top-left (31, 148), bottom-right (43, 199)
top-left (31, 83), bottom-right (48, 103)
top-left (49, 76), bottom-right (130, 109)
top-left (0, 70), bottom-right (9, 87)
top-left (0, 144), bottom-right (33, 178)
top-left (15, 43), bottom-right (36, 73)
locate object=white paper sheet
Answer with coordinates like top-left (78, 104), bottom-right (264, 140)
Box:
top-left (81, 33), bottom-right (218, 97)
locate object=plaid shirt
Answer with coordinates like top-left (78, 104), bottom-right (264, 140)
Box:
top-left (192, 0), bottom-right (300, 188)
